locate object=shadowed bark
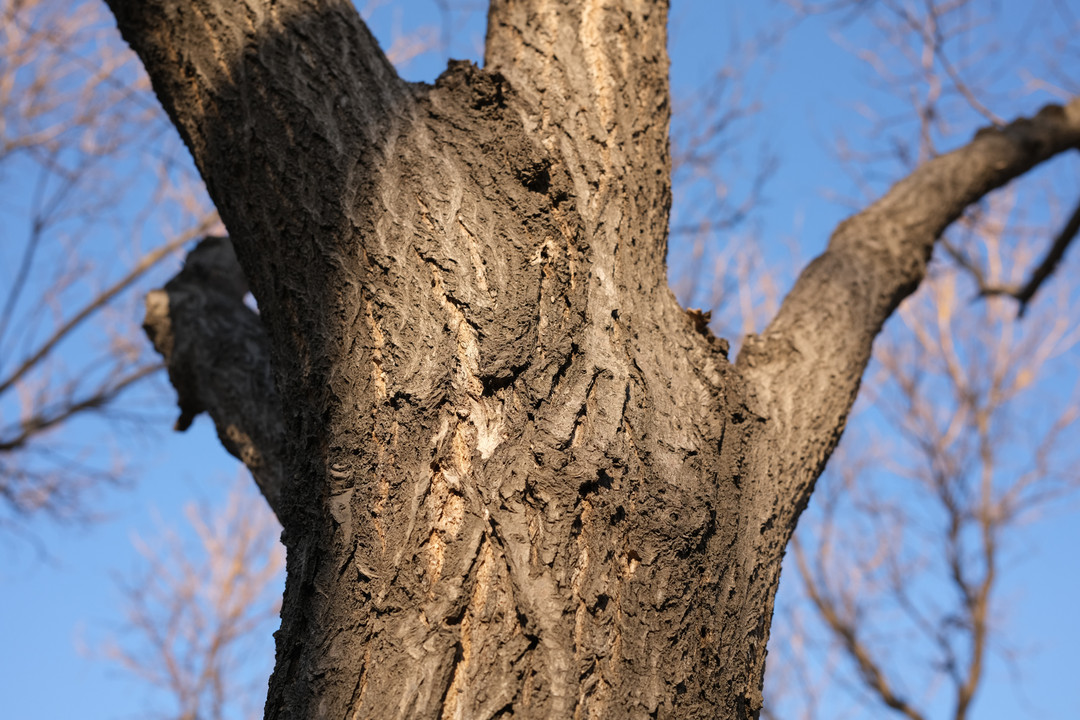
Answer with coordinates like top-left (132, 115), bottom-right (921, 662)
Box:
top-left (143, 236), bottom-right (287, 520)
top-left (105, 0), bottom-right (1080, 717)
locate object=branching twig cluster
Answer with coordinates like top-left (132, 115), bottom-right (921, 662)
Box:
top-left (105, 479), bottom-right (285, 720)
top-left (0, 0), bottom-right (218, 526)
top-left (943, 196), bottom-right (1080, 316)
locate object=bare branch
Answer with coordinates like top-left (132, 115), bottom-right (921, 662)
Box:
top-left (0, 221), bottom-right (213, 397)
top-left (777, 226), bottom-right (1080, 719)
top-left (0, 363), bottom-right (159, 452)
top-left (968, 195), bottom-right (1080, 316)
top-left (738, 99), bottom-right (1080, 539)
top-left (793, 539), bottom-right (929, 720)
top-left (143, 237), bottom-right (287, 523)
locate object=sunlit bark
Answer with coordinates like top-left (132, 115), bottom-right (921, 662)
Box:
top-left (105, 0), bottom-right (1080, 717)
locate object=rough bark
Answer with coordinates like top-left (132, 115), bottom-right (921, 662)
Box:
top-left (739, 101), bottom-right (1080, 543)
top-left (143, 235), bottom-right (287, 520)
top-left (106, 0), bottom-right (1080, 718)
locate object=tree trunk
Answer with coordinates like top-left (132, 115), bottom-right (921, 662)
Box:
top-left (106, 0), bottom-right (1080, 718)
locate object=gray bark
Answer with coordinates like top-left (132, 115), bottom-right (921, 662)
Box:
top-left (143, 235), bottom-right (287, 519)
top-left (109, 0), bottom-right (1080, 717)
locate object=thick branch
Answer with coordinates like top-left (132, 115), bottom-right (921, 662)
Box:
top-left (105, 0), bottom-right (409, 329)
top-left (739, 99), bottom-right (1080, 542)
top-left (106, 1), bottom-right (421, 503)
top-left (143, 237), bottom-right (286, 523)
top-left (485, 0), bottom-right (672, 270)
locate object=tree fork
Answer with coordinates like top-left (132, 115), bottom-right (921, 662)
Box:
top-left (110, 0), bottom-right (1080, 717)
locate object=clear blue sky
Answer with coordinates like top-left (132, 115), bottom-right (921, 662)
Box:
top-left (2, 2), bottom-right (1078, 718)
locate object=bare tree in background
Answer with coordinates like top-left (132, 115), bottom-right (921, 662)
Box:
top-left (106, 478), bottom-right (285, 720)
top-left (0, 0), bottom-right (218, 527)
top-left (762, 2), bottom-right (1080, 718)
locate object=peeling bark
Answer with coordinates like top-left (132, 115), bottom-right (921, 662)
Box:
top-left (108, 0), bottom-right (1080, 718)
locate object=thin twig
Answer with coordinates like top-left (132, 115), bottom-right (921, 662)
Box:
top-left (950, 195), bottom-right (1080, 317)
top-left (0, 362), bottom-right (161, 451)
top-left (0, 220), bottom-right (214, 396)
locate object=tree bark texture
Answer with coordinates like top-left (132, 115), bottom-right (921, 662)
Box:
top-left (142, 235), bottom-right (288, 519)
top-left (109, 0), bottom-right (1080, 717)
